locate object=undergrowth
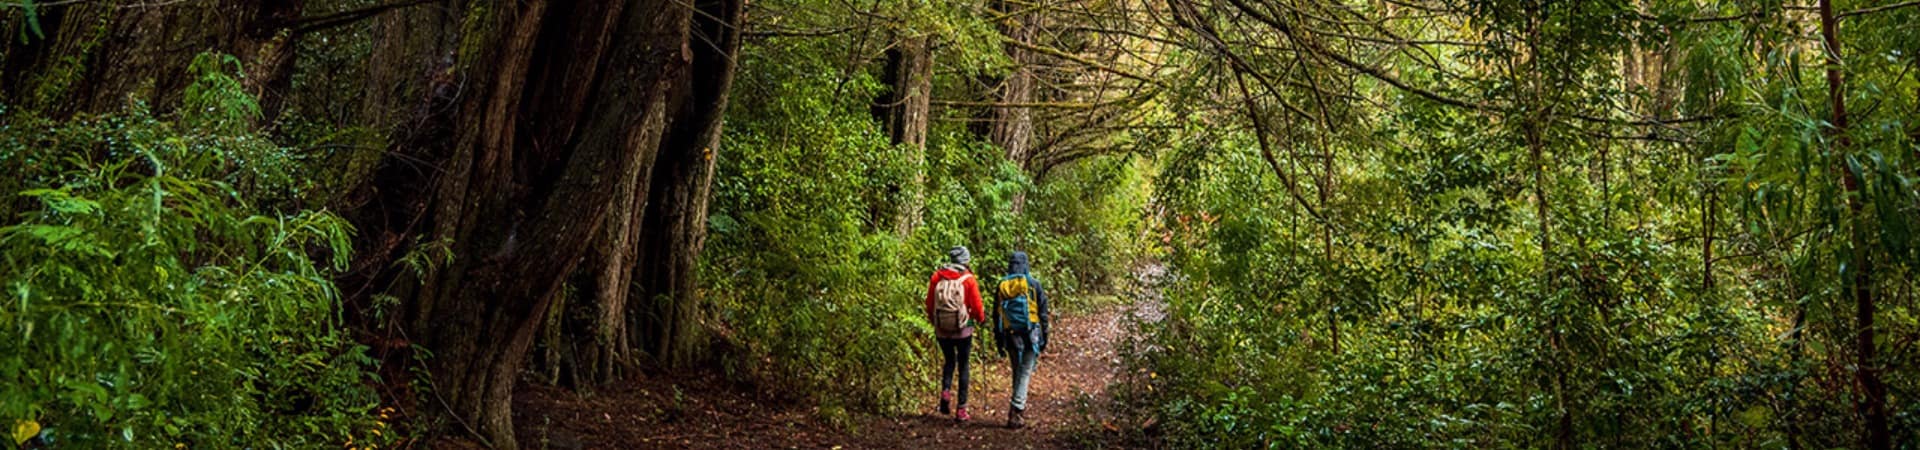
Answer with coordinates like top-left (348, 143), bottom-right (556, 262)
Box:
top-left (0, 53), bottom-right (385, 448)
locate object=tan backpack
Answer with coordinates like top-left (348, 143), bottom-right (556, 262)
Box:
top-left (932, 273), bottom-right (973, 334)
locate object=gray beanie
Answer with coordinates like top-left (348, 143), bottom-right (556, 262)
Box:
top-left (947, 246), bottom-right (972, 265)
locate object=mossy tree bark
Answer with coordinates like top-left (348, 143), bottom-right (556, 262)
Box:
top-left (874, 35), bottom-right (932, 236)
top-left (0, 0), bottom-right (300, 120)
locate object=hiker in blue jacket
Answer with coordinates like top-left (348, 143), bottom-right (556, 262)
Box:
top-left (991, 251), bottom-right (1051, 429)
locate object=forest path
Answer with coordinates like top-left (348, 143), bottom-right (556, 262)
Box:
top-left (512, 267), bottom-right (1164, 449)
top-left (839, 297), bottom-right (1144, 449)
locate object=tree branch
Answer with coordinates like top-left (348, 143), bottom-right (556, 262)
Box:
top-left (1839, 0), bottom-right (1920, 18)
top-left (1000, 36), bottom-right (1164, 86)
top-left (294, 0), bottom-right (440, 34)
top-left (1220, 0), bottom-right (1487, 111)
top-left (932, 100), bottom-right (1099, 109)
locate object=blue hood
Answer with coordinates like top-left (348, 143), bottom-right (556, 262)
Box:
top-left (1007, 251), bottom-right (1030, 275)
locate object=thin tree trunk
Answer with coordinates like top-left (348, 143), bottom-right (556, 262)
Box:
top-left (1532, 117), bottom-right (1570, 450)
top-left (1816, 2), bottom-right (1888, 448)
top-left (1703, 189), bottom-right (1714, 292)
top-left (1321, 130), bottom-right (1336, 356)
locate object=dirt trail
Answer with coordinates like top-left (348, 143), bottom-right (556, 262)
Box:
top-left (843, 304), bottom-right (1132, 449)
top-left (507, 264), bottom-right (1169, 449)
top-left (511, 302), bottom-right (1143, 449)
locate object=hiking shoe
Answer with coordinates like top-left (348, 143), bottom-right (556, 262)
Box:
top-left (955, 407), bottom-right (972, 422)
top-left (938, 390), bottom-right (953, 415)
top-left (1007, 407), bottom-right (1026, 429)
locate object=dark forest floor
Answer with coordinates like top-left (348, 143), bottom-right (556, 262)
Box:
top-left (507, 298), bottom-right (1157, 449)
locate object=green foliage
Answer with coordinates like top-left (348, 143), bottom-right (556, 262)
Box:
top-left (1124, 1), bottom-right (1920, 447)
top-left (182, 53), bottom-right (261, 134)
top-left (0, 54), bottom-right (385, 448)
top-left (1023, 155), bottom-right (1154, 296)
top-left (11, 0), bottom-right (45, 43)
top-left (705, 32), bottom-right (933, 413)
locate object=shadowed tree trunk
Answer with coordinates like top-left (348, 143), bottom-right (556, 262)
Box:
top-left (402, 3), bottom-right (618, 447)
top-left (633, 0), bottom-right (745, 370)
top-left (327, 0), bottom-right (743, 446)
top-left (563, 1), bottom-right (687, 385)
top-left (0, 0), bottom-right (909, 446)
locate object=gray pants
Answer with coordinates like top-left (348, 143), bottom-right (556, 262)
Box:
top-left (1007, 329), bottom-right (1041, 410)
top-left (1010, 347), bottom-right (1039, 410)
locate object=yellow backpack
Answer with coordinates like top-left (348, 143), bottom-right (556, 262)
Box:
top-left (996, 275), bottom-right (1039, 330)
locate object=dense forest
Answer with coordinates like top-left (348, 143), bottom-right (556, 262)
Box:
top-left (0, 0), bottom-right (1915, 448)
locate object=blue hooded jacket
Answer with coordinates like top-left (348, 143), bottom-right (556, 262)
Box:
top-left (995, 252), bottom-right (1050, 353)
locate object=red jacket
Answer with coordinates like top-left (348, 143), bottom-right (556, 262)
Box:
top-left (924, 265), bottom-right (986, 335)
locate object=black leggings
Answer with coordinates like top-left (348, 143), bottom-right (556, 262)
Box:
top-left (938, 337), bottom-right (972, 407)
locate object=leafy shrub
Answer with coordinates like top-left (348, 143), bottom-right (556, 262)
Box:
top-left (1124, 120), bottom-right (1840, 447)
top-left (704, 34), bottom-right (933, 413)
top-left (0, 54), bottom-right (385, 448)
top-left (1024, 154), bottom-right (1154, 296)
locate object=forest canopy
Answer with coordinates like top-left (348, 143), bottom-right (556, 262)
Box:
top-left (2, 0), bottom-right (1916, 448)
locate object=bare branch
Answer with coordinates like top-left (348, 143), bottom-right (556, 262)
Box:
top-left (1000, 36), bottom-right (1164, 86)
top-left (294, 0), bottom-right (440, 34)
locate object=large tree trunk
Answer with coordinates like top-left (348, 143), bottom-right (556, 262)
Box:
top-left (405, 3), bottom-right (576, 447)
top-left (634, 0), bottom-right (745, 369)
top-left (989, 0), bottom-right (1037, 214)
top-left (333, 2), bottom-right (461, 341)
top-left (560, 0), bottom-right (695, 386)
top-left (875, 35), bottom-right (933, 236)
top-left (347, 0), bottom-right (735, 446)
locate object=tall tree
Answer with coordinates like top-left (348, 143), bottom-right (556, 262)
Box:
top-left (876, 34), bottom-right (933, 235)
top-left (1817, 0), bottom-right (1887, 447)
top-left (989, 0), bottom-right (1038, 213)
top-left (3, 0), bottom-right (744, 445)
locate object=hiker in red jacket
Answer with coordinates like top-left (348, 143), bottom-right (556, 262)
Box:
top-left (925, 245), bottom-right (986, 422)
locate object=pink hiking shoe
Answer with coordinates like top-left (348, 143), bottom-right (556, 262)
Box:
top-left (955, 406), bottom-right (972, 422)
top-left (938, 390), bottom-right (953, 415)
